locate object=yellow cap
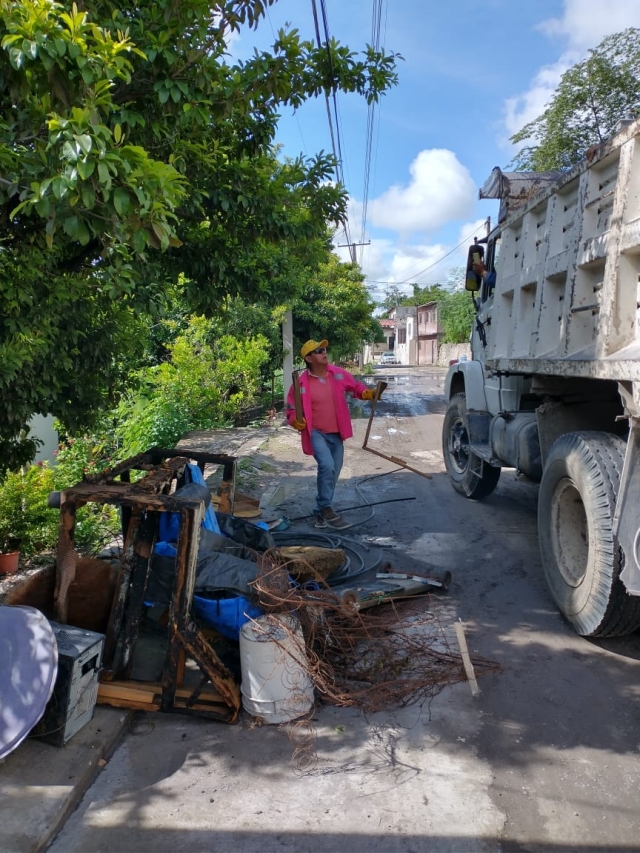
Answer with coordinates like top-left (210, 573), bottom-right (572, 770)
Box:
top-left (300, 339), bottom-right (329, 359)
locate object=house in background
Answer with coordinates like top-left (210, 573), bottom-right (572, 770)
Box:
top-left (416, 301), bottom-right (443, 365)
top-left (394, 306), bottom-right (417, 365)
top-left (363, 317), bottom-right (396, 364)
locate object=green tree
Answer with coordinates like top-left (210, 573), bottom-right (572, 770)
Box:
top-left (438, 291), bottom-right (475, 344)
top-left (0, 0), bottom-right (399, 468)
top-left (379, 284), bottom-right (405, 312)
top-left (511, 28), bottom-right (640, 171)
top-left (292, 255), bottom-right (383, 361)
top-left (401, 282), bottom-right (447, 306)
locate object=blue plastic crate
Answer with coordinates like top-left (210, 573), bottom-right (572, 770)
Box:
top-left (193, 594), bottom-right (263, 641)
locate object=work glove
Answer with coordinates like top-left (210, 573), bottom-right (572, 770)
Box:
top-left (292, 417), bottom-right (307, 431)
top-left (361, 388), bottom-right (381, 401)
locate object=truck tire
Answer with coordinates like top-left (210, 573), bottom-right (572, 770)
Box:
top-left (538, 431), bottom-right (640, 637)
top-left (442, 393), bottom-right (501, 500)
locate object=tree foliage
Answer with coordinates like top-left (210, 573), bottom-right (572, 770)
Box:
top-left (437, 291), bottom-right (474, 344)
top-left (511, 28), bottom-right (640, 172)
top-left (0, 0), bottom-right (399, 468)
top-left (115, 316), bottom-right (270, 454)
top-left (292, 255), bottom-right (383, 361)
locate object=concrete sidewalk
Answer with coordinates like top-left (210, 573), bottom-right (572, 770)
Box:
top-left (0, 405), bottom-right (432, 853)
top-left (1, 707), bottom-right (130, 853)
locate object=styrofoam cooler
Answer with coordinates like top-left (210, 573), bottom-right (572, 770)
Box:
top-left (239, 613), bottom-right (314, 723)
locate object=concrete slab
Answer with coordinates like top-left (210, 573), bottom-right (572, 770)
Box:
top-left (0, 707), bottom-right (129, 853)
top-left (47, 687), bottom-right (506, 853)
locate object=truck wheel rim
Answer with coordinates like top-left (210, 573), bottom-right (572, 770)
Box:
top-left (550, 478), bottom-right (589, 587)
top-left (449, 416), bottom-right (470, 473)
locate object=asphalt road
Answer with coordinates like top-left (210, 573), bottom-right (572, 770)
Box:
top-left (48, 366), bottom-right (640, 853)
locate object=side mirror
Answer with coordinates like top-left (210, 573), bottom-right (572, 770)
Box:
top-left (465, 241), bottom-right (484, 292)
top-left (465, 273), bottom-right (480, 292)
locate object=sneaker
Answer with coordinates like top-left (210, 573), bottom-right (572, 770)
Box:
top-left (326, 513), bottom-right (350, 530)
top-left (314, 514), bottom-right (328, 528)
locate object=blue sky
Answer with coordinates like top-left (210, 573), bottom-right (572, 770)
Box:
top-left (232, 0), bottom-right (639, 302)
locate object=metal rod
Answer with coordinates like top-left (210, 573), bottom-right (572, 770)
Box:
top-left (292, 369), bottom-right (303, 421)
top-left (361, 379), bottom-right (431, 479)
top-left (362, 380), bottom-right (386, 448)
top-left (362, 446), bottom-right (433, 479)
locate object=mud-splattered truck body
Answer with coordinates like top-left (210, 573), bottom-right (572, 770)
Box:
top-left (443, 116), bottom-right (640, 636)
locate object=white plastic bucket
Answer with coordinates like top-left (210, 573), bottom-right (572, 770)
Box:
top-left (239, 613), bottom-right (314, 723)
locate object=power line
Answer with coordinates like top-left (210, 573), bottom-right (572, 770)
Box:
top-left (360, 0), bottom-right (386, 261)
top-left (311, 0), bottom-right (356, 263)
top-left (396, 224), bottom-right (486, 285)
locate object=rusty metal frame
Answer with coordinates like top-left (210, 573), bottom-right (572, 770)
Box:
top-left (362, 381), bottom-right (432, 480)
top-left (54, 448), bottom-right (241, 723)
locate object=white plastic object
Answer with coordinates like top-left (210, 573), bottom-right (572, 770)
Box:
top-left (239, 614), bottom-right (313, 724)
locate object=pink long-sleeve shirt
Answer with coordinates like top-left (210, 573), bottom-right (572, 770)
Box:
top-left (286, 365), bottom-right (369, 455)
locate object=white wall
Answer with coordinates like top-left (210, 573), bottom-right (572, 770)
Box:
top-left (437, 342), bottom-right (472, 366)
top-left (29, 414), bottom-right (59, 465)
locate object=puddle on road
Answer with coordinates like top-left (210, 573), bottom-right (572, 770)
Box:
top-left (346, 371), bottom-right (448, 418)
top-left (350, 396), bottom-right (446, 418)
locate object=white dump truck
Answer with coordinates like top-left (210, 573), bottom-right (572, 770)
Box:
top-left (443, 115), bottom-right (640, 637)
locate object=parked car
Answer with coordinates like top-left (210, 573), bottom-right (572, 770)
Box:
top-left (380, 351), bottom-right (399, 365)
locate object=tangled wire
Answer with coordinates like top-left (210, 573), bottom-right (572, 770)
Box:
top-left (251, 548), bottom-right (500, 716)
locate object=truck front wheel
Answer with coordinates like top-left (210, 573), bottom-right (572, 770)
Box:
top-left (442, 393), bottom-right (501, 500)
top-left (538, 431), bottom-right (640, 637)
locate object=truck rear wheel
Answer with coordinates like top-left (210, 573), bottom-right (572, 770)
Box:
top-left (442, 393), bottom-right (501, 500)
top-left (538, 431), bottom-right (640, 637)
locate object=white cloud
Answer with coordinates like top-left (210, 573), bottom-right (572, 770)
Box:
top-left (503, 56), bottom-right (574, 139)
top-left (502, 0), bottom-right (640, 145)
top-left (539, 0), bottom-right (639, 52)
top-left (368, 149), bottom-right (476, 235)
top-left (352, 217), bottom-right (490, 304)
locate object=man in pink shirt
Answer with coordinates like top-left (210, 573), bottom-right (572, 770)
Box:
top-left (286, 339), bottom-right (380, 529)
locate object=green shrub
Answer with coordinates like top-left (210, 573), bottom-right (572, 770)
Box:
top-left (114, 318), bottom-right (270, 457)
top-left (0, 464), bottom-right (58, 556)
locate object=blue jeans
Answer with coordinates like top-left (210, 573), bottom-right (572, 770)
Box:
top-left (311, 430), bottom-right (344, 512)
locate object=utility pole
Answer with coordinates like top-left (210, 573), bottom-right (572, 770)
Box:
top-left (337, 240), bottom-right (370, 265)
top-left (282, 310), bottom-right (294, 409)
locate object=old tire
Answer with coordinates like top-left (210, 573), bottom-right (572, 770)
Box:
top-left (538, 431), bottom-right (640, 637)
top-left (442, 393), bottom-right (501, 500)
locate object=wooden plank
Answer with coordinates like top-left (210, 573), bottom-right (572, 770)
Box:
top-left (60, 484), bottom-right (205, 513)
top-left (161, 504), bottom-right (202, 712)
top-left (454, 621), bottom-right (480, 697)
top-left (53, 500), bottom-right (77, 623)
top-left (98, 696), bottom-right (160, 711)
top-left (178, 626), bottom-right (241, 714)
top-left (98, 679), bottom-right (226, 705)
top-left (98, 683), bottom-right (157, 703)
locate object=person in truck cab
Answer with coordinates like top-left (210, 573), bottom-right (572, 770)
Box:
top-left (473, 259), bottom-right (496, 297)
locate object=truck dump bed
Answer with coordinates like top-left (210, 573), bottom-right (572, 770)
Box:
top-left (485, 117), bottom-right (640, 382)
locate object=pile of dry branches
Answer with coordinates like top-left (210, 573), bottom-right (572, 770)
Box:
top-left (252, 548), bottom-right (499, 714)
